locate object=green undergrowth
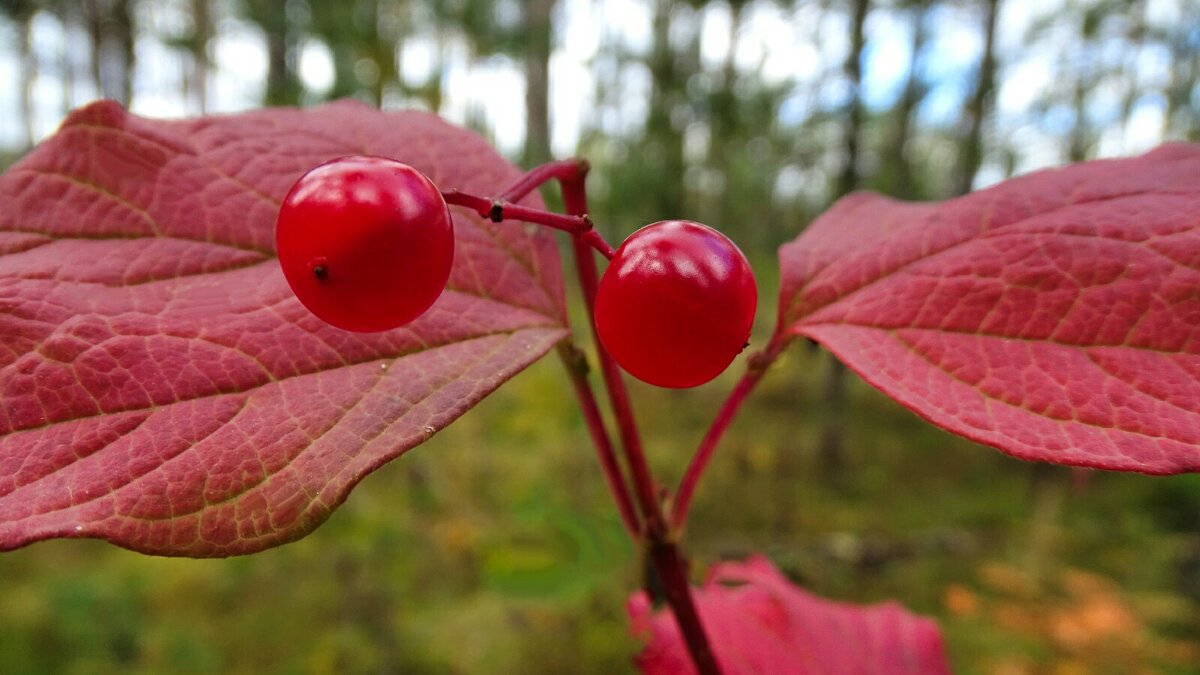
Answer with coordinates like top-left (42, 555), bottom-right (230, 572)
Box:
top-left (2, 277), bottom-right (1198, 673)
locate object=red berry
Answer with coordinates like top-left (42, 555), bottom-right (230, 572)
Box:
top-left (275, 156), bottom-right (454, 332)
top-left (594, 220), bottom-right (757, 388)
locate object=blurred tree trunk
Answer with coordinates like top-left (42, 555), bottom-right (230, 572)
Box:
top-left (878, 1), bottom-right (928, 200)
top-left (189, 0), bottom-right (213, 113)
top-left (953, 0), bottom-right (999, 195)
top-left (428, 29), bottom-right (445, 113)
top-left (364, 0), bottom-right (384, 106)
top-left (818, 0), bottom-right (870, 477)
top-left (251, 0), bottom-right (303, 105)
top-left (833, 0), bottom-right (869, 199)
top-left (1066, 3), bottom-right (1107, 163)
top-left (1164, 30), bottom-right (1196, 139)
top-left (366, 0), bottom-right (402, 107)
top-left (646, 0), bottom-right (685, 217)
top-left (11, 1), bottom-right (37, 148)
top-left (522, 0), bottom-right (556, 167)
top-left (710, 0), bottom-right (745, 232)
top-left (1067, 78), bottom-right (1090, 163)
top-left (56, 2), bottom-right (82, 117)
top-left (266, 12), bottom-right (293, 105)
top-left (1118, 0), bottom-right (1146, 150)
top-left (84, 0), bottom-right (135, 104)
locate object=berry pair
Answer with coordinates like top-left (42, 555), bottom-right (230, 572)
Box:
top-left (275, 157), bottom-right (756, 388)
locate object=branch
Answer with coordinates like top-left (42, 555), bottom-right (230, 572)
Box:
top-left (558, 170), bottom-right (722, 675)
top-left (555, 341), bottom-right (641, 538)
top-left (442, 188), bottom-right (614, 259)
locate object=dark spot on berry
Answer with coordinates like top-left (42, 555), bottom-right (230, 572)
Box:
top-left (309, 256), bottom-right (330, 281)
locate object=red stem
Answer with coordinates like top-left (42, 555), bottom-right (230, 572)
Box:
top-left (648, 539), bottom-right (721, 675)
top-left (670, 337), bottom-right (787, 531)
top-left (556, 342), bottom-right (641, 538)
top-left (499, 158), bottom-right (590, 203)
top-left (560, 180), bottom-right (659, 524)
top-left (442, 188), bottom-right (613, 259)
top-left (558, 171), bottom-right (722, 675)
top-left (480, 158), bottom-right (721, 675)
top-left (580, 228), bottom-right (617, 259)
top-left (481, 161), bottom-right (635, 536)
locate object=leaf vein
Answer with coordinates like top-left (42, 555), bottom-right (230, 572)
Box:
top-left (788, 190), bottom-right (1197, 322)
top-left (884, 328), bottom-right (1194, 450)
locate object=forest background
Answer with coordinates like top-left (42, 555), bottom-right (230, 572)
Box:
top-left (1, 0), bottom-right (1199, 673)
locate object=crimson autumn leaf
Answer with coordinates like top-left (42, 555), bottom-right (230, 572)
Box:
top-left (0, 101), bottom-right (567, 556)
top-left (778, 144), bottom-right (1200, 473)
top-left (629, 556), bottom-right (951, 675)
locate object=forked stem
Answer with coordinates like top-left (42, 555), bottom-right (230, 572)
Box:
top-left (445, 164), bottom-right (632, 535)
top-left (482, 158), bottom-right (723, 675)
top-left (557, 167), bottom-right (722, 675)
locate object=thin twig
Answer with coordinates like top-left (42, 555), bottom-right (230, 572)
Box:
top-left (499, 158), bottom-right (590, 203)
top-left (670, 337), bottom-right (787, 531)
top-left (441, 188), bottom-right (612, 259)
top-left (556, 342), bottom-right (641, 538)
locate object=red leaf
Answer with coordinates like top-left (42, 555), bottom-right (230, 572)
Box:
top-left (629, 556), bottom-right (951, 675)
top-left (0, 101), bottom-right (567, 556)
top-left (778, 144), bottom-right (1200, 473)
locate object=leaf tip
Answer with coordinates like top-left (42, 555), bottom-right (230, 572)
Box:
top-left (61, 99), bottom-right (131, 130)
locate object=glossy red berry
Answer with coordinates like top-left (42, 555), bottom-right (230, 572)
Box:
top-left (275, 156), bottom-right (454, 332)
top-left (594, 220), bottom-right (757, 388)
